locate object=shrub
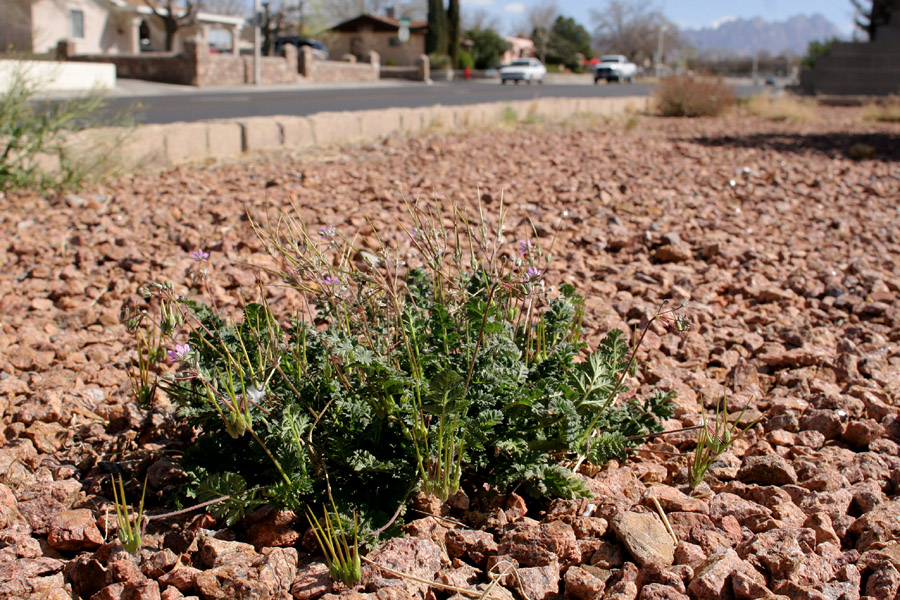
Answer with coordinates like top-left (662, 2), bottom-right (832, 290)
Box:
top-left (861, 96), bottom-right (900, 123)
top-left (654, 75), bottom-right (736, 117)
top-left (128, 203), bottom-right (678, 529)
top-left (457, 50), bottom-right (474, 70)
top-left (0, 62), bottom-right (130, 192)
top-left (428, 53), bottom-right (452, 71)
top-left (802, 38), bottom-right (839, 70)
top-left (744, 93), bottom-right (818, 122)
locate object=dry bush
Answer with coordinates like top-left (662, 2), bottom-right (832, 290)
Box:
top-left (861, 97), bottom-right (900, 123)
top-left (744, 93), bottom-right (818, 122)
top-left (654, 75), bottom-right (736, 117)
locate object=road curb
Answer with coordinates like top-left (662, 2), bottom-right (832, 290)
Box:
top-left (96, 96), bottom-right (649, 172)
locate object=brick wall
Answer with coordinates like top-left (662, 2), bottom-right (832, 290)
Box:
top-left (64, 41), bottom-right (300, 87)
top-left (298, 46), bottom-right (379, 83)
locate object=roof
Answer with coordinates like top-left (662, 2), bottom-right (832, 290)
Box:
top-left (108, 0), bottom-right (245, 26)
top-left (330, 14), bottom-right (428, 34)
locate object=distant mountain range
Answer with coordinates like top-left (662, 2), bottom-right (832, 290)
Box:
top-left (681, 14), bottom-right (845, 57)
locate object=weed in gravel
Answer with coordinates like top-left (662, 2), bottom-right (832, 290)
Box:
top-left (125, 200), bottom-right (675, 530)
top-left (308, 493), bottom-right (362, 587)
top-left (0, 63), bottom-right (131, 192)
top-left (861, 97), bottom-right (900, 123)
top-left (654, 75), bottom-right (735, 117)
top-left (744, 94), bottom-right (818, 122)
top-left (688, 391), bottom-right (761, 489)
top-left (111, 475), bottom-right (146, 555)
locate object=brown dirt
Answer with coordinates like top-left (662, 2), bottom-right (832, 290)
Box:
top-left (1, 107), bottom-right (899, 600)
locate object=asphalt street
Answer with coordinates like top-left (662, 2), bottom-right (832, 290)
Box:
top-left (41, 77), bottom-right (768, 125)
top-left (97, 80), bottom-right (654, 124)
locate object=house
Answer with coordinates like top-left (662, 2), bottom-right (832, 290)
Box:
top-left (500, 36), bottom-right (535, 65)
top-left (0, 0), bottom-right (244, 56)
top-left (327, 13), bottom-right (427, 66)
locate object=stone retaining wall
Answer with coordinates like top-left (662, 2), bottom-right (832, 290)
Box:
top-left (89, 96), bottom-right (647, 172)
top-left (64, 41), bottom-right (299, 87)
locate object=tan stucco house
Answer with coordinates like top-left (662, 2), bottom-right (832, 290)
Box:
top-left (0, 0), bottom-right (244, 55)
top-left (327, 14), bottom-right (426, 66)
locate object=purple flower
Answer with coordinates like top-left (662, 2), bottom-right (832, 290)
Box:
top-left (191, 249), bottom-right (209, 263)
top-left (323, 275), bottom-right (339, 286)
top-left (319, 225), bottom-right (337, 240)
top-left (526, 266), bottom-right (541, 280)
top-left (167, 343), bottom-right (191, 365)
top-left (409, 228), bottom-right (420, 240)
top-left (517, 239), bottom-right (534, 255)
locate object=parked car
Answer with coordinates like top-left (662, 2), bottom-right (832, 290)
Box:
top-left (500, 58), bottom-right (546, 85)
top-left (593, 55), bottom-right (637, 83)
top-left (273, 37), bottom-right (329, 60)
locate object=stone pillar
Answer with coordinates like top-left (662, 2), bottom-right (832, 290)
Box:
top-left (298, 45), bottom-right (314, 77)
top-left (417, 54), bottom-right (431, 84)
top-left (366, 50), bottom-right (379, 66)
top-left (130, 18), bottom-right (142, 54)
top-left (282, 43), bottom-right (298, 74)
top-left (230, 25), bottom-right (241, 55)
top-left (183, 39), bottom-right (201, 86)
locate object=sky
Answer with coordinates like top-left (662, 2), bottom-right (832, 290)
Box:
top-left (462, 0), bottom-right (859, 36)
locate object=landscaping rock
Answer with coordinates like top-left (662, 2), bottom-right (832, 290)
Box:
top-left (610, 511), bottom-right (674, 567)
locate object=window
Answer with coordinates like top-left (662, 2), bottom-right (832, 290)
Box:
top-left (69, 9), bottom-right (84, 39)
top-left (389, 37), bottom-right (401, 47)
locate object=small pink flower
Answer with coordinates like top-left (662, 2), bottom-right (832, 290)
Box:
top-left (319, 225), bottom-right (337, 240)
top-left (323, 275), bottom-right (339, 285)
top-left (526, 266), bottom-right (541, 281)
top-left (517, 240), bottom-right (534, 255)
top-left (191, 249), bottom-right (209, 263)
top-left (167, 343), bottom-right (191, 364)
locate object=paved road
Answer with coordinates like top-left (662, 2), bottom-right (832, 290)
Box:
top-left (101, 80), bottom-right (654, 125)
top-left (48, 77), bottom-right (766, 125)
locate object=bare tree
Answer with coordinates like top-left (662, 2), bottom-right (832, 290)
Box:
top-left (590, 0), bottom-right (680, 64)
top-left (462, 8), bottom-right (500, 32)
top-left (145, 0), bottom-right (202, 51)
top-left (260, 1), bottom-right (291, 55)
top-left (520, 0), bottom-right (558, 62)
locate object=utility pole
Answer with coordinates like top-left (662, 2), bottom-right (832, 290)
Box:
top-left (253, 0), bottom-right (261, 85)
top-left (656, 24), bottom-right (666, 78)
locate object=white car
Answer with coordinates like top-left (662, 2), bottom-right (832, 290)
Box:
top-left (500, 59), bottom-right (546, 85)
top-left (593, 55), bottom-right (637, 83)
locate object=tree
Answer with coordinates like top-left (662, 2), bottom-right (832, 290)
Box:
top-left (521, 0), bottom-right (558, 63)
top-left (426, 0), bottom-right (448, 55)
top-left (144, 0), bottom-right (202, 52)
top-left (447, 0), bottom-right (460, 65)
top-left (546, 15), bottom-right (592, 71)
top-left (466, 27), bottom-right (509, 69)
top-left (590, 0), bottom-right (680, 65)
top-left (462, 8), bottom-right (500, 32)
top-left (852, 0), bottom-right (899, 40)
top-left (260, 1), bottom-right (291, 56)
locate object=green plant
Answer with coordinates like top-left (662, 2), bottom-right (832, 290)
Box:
top-left (0, 62), bottom-right (130, 192)
top-left (802, 37), bottom-right (838, 70)
top-left (129, 202), bottom-right (676, 527)
top-left (465, 27), bottom-right (509, 70)
top-left (688, 391), bottom-right (761, 489)
top-left (654, 75), bottom-right (736, 117)
top-left (429, 53), bottom-right (452, 71)
top-left (307, 492), bottom-right (361, 587)
top-left (111, 475), bottom-right (146, 555)
top-left (457, 50), bottom-right (475, 70)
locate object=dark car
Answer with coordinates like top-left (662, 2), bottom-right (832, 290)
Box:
top-left (273, 37), bottom-right (328, 60)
